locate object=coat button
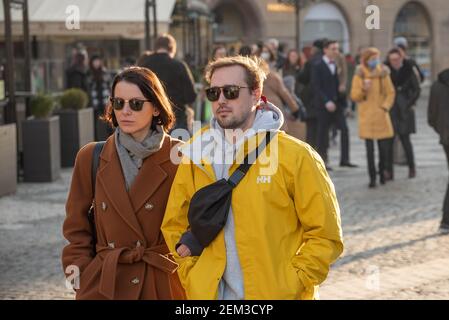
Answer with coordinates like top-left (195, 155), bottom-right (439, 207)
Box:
top-left (136, 240), bottom-right (142, 248)
top-left (131, 277), bottom-right (140, 285)
top-left (144, 203), bottom-right (154, 210)
top-left (101, 202), bottom-right (107, 211)
top-left (108, 242), bottom-right (115, 249)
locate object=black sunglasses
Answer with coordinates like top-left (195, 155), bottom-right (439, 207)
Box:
top-left (109, 97), bottom-right (151, 111)
top-left (205, 85), bottom-right (249, 102)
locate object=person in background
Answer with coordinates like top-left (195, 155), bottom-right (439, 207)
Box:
top-left (393, 37), bottom-right (425, 83)
top-left (267, 38), bottom-right (286, 71)
top-left (283, 50), bottom-right (303, 77)
top-left (297, 39), bottom-right (325, 149)
top-left (385, 47), bottom-right (421, 180)
top-left (260, 45), bottom-right (304, 140)
top-left (88, 55), bottom-right (113, 140)
top-left (250, 43), bottom-right (260, 56)
top-left (311, 40), bottom-right (356, 170)
top-left (212, 45), bottom-right (227, 61)
top-left (138, 34), bottom-right (197, 133)
top-left (345, 53), bottom-right (357, 114)
top-left (66, 51), bottom-right (88, 93)
top-left (428, 67), bottom-right (449, 234)
top-left (239, 45), bottom-right (253, 57)
top-left (351, 48), bottom-right (396, 188)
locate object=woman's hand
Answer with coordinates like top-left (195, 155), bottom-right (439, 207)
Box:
top-left (176, 244), bottom-right (192, 257)
top-left (363, 79), bottom-right (372, 91)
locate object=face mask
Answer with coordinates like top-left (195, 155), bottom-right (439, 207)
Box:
top-left (261, 52), bottom-right (271, 61)
top-left (367, 59), bottom-right (380, 70)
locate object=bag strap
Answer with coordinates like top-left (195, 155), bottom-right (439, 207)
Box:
top-left (91, 141), bottom-right (106, 195)
top-left (87, 141), bottom-right (105, 256)
top-left (227, 131), bottom-right (274, 188)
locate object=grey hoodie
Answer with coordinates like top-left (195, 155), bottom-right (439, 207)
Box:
top-left (210, 102), bottom-right (284, 300)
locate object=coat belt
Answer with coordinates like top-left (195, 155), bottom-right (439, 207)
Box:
top-left (95, 244), bottom-right (179, 300)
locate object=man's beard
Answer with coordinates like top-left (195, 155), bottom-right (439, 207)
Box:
top-left (216, 114), bottom-right (248, 129)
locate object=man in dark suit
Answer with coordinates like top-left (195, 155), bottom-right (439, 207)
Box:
top-left (311, 40), bottom-right (356, 170)
top-left (297, 39), bottom-right (325, 149)
top-left (138, 34), bottom-right (197, 132)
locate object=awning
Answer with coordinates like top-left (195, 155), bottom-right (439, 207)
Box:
top-left (0, 0), bottom-right (176, 38)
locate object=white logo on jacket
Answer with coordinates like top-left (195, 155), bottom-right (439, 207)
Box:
top-left (257, 175), bottom-right (271, 184)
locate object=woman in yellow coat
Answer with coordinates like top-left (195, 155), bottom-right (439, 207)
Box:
top-left (351, 47), bottom-right (396, 188)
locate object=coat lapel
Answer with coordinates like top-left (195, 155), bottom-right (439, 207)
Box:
top-left (128, 136), bottom-right (172, 212)
top-left (97, 135), bottom-right (145, 240)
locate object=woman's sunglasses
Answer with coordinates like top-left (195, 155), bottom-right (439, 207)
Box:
top-left (109, 97), bottom-right (151, 111)
top-left (205, 85), bottom-right (249, 102)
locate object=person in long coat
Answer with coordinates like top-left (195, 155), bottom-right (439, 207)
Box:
top-left (428, 68), bottom-right (449, 234)
top-left (351, 47), bottom-right (396, 188)
top-left (260, 45), bottom-right (305, 140)
top-left (385, 47), bottom-right (421, 179)
top-left (62, 67), bottom-right (185, 300)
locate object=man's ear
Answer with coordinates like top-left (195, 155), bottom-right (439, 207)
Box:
top-left (252, 87), bottom-right (262, 105)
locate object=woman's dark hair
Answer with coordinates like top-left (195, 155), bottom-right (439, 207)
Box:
top-left (89, 54), bottom-right (104, 81)
top-left (283, 49), bottom-right (302, 71)
top-left (239, 45), bottom-right (252, 57)
top-left (102, 66), bottom-right (175, 132)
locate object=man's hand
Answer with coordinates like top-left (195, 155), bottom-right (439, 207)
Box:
top-left (325, 101), bottom-right (337, 113)
top-left (176, 244), bottom-right (192, 257)
top-left (339, 84), bottom-right (346, 93)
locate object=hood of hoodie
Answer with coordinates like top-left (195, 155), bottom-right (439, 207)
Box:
top-left (438, 69), bottom-right (449, 87)
top-left (179, 100), bottom-right (284, 170)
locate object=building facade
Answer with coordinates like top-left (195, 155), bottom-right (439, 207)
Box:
top-left (207, 0), bottom-right (449, 80)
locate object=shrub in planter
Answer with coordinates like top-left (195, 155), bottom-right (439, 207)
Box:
top-left (55, 88), bottom-right (93, 167)
top-left (59, 88), bottom-right (89, 110)
top-left (30, 94), bottom-right (54, 118)
top-left (22, 94), bottom-right (60, 182)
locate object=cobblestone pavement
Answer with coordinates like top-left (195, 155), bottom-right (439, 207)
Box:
top-left (0, 88), bottom-right (448, 300)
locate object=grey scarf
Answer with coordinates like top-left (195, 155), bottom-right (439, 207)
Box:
top-left (115, 126), bottom-right (165, 190)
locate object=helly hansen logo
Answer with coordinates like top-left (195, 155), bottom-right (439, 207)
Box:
top-left (257, 176), bottom-right (271, 184)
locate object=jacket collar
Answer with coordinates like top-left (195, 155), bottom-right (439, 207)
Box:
top-left (180, 126), bottom-right (277, 181)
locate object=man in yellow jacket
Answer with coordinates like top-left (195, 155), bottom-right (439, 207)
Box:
top-left (162, 55), bottom-right (344, 300)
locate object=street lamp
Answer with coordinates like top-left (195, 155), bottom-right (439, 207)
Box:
top-left (145, 0), bottom-right (158, 50)
top-left (277, 0), bottom-right (315, 51)
top-left (2, 0), bottom-right (31, 124)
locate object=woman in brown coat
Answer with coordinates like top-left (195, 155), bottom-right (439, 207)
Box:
top-left (62, 67), bottom-right (185, 300)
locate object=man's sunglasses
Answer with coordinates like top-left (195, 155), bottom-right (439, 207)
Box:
top-left (205, 85), bottom-right (249, 102)
top-left (109, 97), bottom-right (151, 111)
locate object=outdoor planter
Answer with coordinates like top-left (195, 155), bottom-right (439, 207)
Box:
top-left (0, 123), bottom-right (17, 196)
top-left (22, 115), bottom-right (61, 182)
top-left (54, 108), bottom-right (94, 167)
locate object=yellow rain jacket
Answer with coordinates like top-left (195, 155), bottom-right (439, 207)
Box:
top-left (162, 127), bottom-right (344, 300)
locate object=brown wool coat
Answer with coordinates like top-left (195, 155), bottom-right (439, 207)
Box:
top-left (62, 134), bottom-right (186, 300)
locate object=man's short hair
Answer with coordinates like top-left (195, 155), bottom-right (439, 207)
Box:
top-left (204, 55), bottom-right (268, 91)
top-left (155, 34), bottom-right (177, 54)
top-left (323, 39), bottom-right (338, 49)
top-left (313, 38), bottom-right (327, 50)
top-left (388, 47), bottom-right (403, 57)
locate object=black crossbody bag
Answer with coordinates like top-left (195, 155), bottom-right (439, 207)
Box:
top-left (178, 131), bottom-right (274, 255)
